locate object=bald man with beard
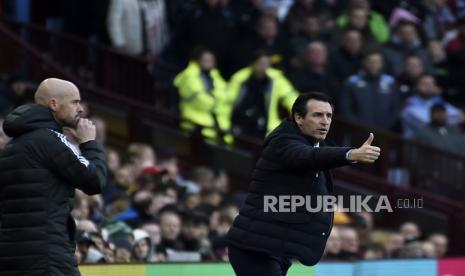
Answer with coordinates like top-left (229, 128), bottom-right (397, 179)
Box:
top-left (0, 78), bottom-right (107, 276)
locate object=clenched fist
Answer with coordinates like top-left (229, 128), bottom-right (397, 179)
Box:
top-left (66, 118), bottom-right (96, 144)
top-left (347, 133), bottom-right (381, 163)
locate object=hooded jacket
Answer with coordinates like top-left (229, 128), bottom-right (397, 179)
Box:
top-left (227, 118), bottom-right (351, 266)
top-left (0, 104), bottom-right (107, 276)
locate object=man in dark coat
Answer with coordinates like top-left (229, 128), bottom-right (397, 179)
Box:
top-left (0, 78), bottom-right (107, 276)
top-left (227, 92), bottom-right (380, 275)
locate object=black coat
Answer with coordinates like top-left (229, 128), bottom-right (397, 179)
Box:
top-left (227, 118), bottom-right (351, 266)
top-left (0, 104), bottom-right (107, 276)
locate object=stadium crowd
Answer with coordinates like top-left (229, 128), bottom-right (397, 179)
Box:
top-left (0, 0), bottom-right (460, 265)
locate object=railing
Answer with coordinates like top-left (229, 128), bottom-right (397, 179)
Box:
top-left (0, 16), bottom-right (180, 111)
top-left (1, 17), bottom-right (465, 254)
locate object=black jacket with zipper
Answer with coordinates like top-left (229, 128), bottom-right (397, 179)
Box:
top-left (227, 118), bottom-right (351, 266)
top-left (0, 104), bottom-right (107, 276)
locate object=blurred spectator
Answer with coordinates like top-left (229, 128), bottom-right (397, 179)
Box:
top-left (424, 0), bottom-right (456, 37)
top-left (385, 232), bottom-right (405, 258)
top-left (127, 143), bottom-right (157, 176)
top-left (288, 41), bottom-right (337, 98)
top-left (234, 15), bottom-right (288, 70)
top-left (139, 0), bottom-right (170, 57)
top-left (131, 229), bottom-right (155, 262)
top-left (415, 103), bottom-right (465, 155)
top-left (229, 51), bottom-right (298, 139)
top-left (339, 50), bottom-right (400, 130)
top-left (336, 0), bottom-right (390, 45)
top-left (288, 15), bottom-right (331, 60)
top-left (363, 243), bottom-right (387, 259)
top-left (113, 190), bottom-right (157, 228)
top-left (107, 0), bottom-right (144, 55)
top-left (428, 233), bottom-right (448, 257)
top-left (400, 221), bottom-right (422, 243)
top-left (445, 17), bottom-right (465, 106)
top-left (329, 29), bottom-right (364, 87)
top-left (323, 226), bottom-right (342, 260)
top-left (338, 227), bottom-right (361, 261)
top-left (397, 55), bottom-right (425, 99)
top-left (186, 0), bottom-right (236, 75)
top-left (422, 241), bottom-right (437, 258)
top-left (427, 40), bottom-right (452, 100)
top-left (174, 48), bottom-right (232, 144)
top-left (383, 21), bottom-right (433, 76)
top-left (0, 76), bottom-right (35, 115)
top-left (159, 211), bottom-right (184, 252)
top-left (180, 213), bottom-right (211, 255)
top-left (402, 74), bottom-right (464, 137)
top-left (284, 0), bottom-right (340, 35)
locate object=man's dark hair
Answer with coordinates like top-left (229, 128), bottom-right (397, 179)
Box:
top-left (291, 92), bottom-right (334, 120)
top-left (414, 73), bottom-right (435, 87)
top-left (362, 48), bottom-right (383, 61)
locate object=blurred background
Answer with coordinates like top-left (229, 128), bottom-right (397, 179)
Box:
top-left (0, 0), bottom-right (465, 275)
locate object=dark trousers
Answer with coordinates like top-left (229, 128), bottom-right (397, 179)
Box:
top-left (228, 244), bottom-right (292, 276)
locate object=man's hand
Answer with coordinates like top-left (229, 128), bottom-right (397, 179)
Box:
top-left (347, 133), bottom-right (381, 163)
top-left (67, 118), bottom-right (96, 144)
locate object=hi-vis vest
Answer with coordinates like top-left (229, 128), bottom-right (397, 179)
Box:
top-left (228, 67), bottom-right (299, 135)
top-left (174, 61), bottom-right (232, 144)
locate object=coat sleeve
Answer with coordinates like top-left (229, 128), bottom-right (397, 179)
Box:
top-left (269, 134), bottom-right (351, 171)
top-left (38, 130), bottom-right (107, 195)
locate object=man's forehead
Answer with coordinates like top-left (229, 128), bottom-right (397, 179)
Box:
top-left (307, 100), bottom-right (333, 113)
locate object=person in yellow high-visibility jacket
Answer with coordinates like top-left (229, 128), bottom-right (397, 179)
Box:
top-left (228, 51), bottom-right (299, 139)
top-left (174, 48), bottom-right (232, 144)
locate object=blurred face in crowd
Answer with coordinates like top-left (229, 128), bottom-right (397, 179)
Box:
top-left (415, 75), bottom-right (440, 99)
top-left (430, 107), bottom-right (447, 127)
top-left (184, 193), bottom-right (201, 209)
top-left (72, 198), bottom-right (89, 220)
top-left (142, 223), bottom-right (162, 245)
top-left (90, 116), bottom-right (106, 144)
top-left (404, 56), bottom-right (424, 79)
top-left (134, 239), bottom-right (149, 260)
top-left (397, 24), bottom-right (418, 45)
top-left (349, 8), bottom-right (368, 29)
top-left (115, 166), bottom-right (133, 189)
top-left (429, 234), bottom-right (448, 257)
top-left (385, 233), bottom-right (405, 256)
top-left (106, 149), bottom-right (121, 173)
top-left (340, 227), bottom-right (359, 253)
top-left (183, 223), bottom-right (208, 241)
top-left (305, 42), bottom-right (327, 67)
top-left (325, 227), bottom-right (341, 254)
top-left (303, 16), bottom-right (320, 36)
top-left (342, 30), bottom-right (362, 55)
top-left (363, 53), bottom-right (384, 76)
top-left (151, 193), bottom-right (176, 213)
top-left (257, 17), bottom-right (277, 41)
top-left (295, 99), bottom-right (333, 141)
top-left (422, 241), bottom-right (437, 258)
top-left (160, 212), bottom-right (181, 241)
top-left (428, 40), bottom-right (446, 63)
top-left (252, 56), bottom-right (271, 78)
top-left (199, 51), bottom-right (216, 71)
top-left (400, 222), bottom-right (421, 242)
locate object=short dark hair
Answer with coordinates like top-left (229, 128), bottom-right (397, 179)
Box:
top-left (291, 92), bottom-right (333, 120)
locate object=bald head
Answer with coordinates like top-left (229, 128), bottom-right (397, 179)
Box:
top-left (35, 78), bottom-right (84, 128)
top-left (34, 78), bottom-right (79, 105)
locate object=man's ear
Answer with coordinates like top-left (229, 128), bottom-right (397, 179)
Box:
top-left (48, 98), bottom-right (58, 112)
top-left (294, 114), bottom-right (303, 126)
